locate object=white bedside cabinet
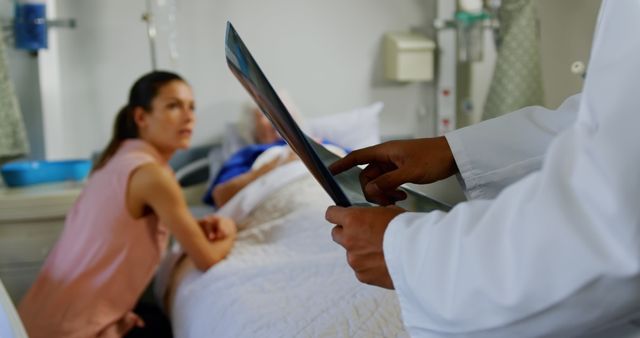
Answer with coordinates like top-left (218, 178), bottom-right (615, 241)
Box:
top-left (0, 182), bottom-right (82, 304)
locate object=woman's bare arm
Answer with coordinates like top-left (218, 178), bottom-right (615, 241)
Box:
top-left (128, 163), bottom-right (236, 271)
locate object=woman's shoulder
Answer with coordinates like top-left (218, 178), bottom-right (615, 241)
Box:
top-left (107, 139), bottom-right (165, 170)
top-left (129, 161), bottom-right (175, 189)
top-left (128, 161), bottom-right (182, 206)
top-left (117, 139), bottom-right (163, 161)
top-left (94, 139), bottom-right (167, 180)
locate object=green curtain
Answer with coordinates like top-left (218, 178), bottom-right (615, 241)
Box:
top-left (483, 0), bottom-right (544, 120)
top-left (0, 22), bottom-right (30, 162)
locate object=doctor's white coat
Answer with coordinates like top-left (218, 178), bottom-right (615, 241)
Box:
top-left (384, 0), bottom-right (640, 337)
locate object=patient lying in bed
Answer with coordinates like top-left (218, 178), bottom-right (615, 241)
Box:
top-left (202, 91), bottom-right (302, 207)
top-left (202, 93), bottom-right (352, 208)
top-left (163, 149), bottom-right (407, 337)
top-left (159, 101), bottom-right (405, 337)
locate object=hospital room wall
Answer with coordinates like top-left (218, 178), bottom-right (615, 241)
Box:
top-left (39, 0), bottom-right (439, 159)
top-left (406, 0), bottom-right (601, 206)
top-left (4, 0), bottom-right (601, 161)
top-left (468, 0), bottom-right (601, 124)
top-left (537, 0), bottom-right (601, 109)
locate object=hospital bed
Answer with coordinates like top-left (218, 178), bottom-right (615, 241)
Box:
top-left (157, 103), bottom-right (411, 337)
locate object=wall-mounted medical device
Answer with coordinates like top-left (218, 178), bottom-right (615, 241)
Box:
top-left (383, 32), bottom-right (435, 82)
top-left (434, 0), bottom-right (498, 63)
top-left (432, 0), bottom-right (501, 134)
top-left (14, 0), bottom-right (47, 50)
top-left (3, 0), bottom-right (76, 52)
top-left (454, 11), bottom-right (490, 62)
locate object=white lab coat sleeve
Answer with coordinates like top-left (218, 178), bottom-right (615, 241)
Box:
top-left (384, 1), bottom-right (640, 337)
top-left (444, 94), bottom-right (580, 200)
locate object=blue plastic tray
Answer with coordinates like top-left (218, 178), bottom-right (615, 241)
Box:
top-left (1, 159), bottom-right (92, 188)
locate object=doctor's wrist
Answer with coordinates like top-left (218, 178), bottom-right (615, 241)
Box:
top-left (434, 136), bottom-right (459, 178)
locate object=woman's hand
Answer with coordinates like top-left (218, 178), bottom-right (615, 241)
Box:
top-left (98, 311), bottom-right (144, 337)
top-left (129, 163), bottom-right (237, 271)
top-left (198, 215), bottom-right (237, 241)
top-left (329, 137), bottom-right (458, 205)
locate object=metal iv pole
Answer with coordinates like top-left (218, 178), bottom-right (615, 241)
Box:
top-left (142, 0), bottom-right (157, 70)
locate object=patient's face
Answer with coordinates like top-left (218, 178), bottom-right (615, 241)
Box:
top-left (138, 80), bottom-right (196, 154)
top-left (254, 109), bottom-right (280, 144)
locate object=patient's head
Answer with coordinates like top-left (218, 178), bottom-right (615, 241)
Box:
top-left (94, 70), bottom-right (194, 171)
top-left (253, 108), bottom-right (280, 144)
top-left (237, 90), bottom-right (302, 145)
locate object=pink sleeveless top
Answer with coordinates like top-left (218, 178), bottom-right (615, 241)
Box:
top-left (18, 140), bottom-right (170, 338)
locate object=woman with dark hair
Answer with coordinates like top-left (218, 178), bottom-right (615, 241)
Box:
top-left (18, 71), bottom-right (236, 338)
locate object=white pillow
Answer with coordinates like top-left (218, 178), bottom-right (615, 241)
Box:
top-left (305, 102), bottom-right (383, 150)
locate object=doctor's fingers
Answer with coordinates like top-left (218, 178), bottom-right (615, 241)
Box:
top-left (331, 225), bottom-right (345, 247)
top-left (326, 206), bottom-right (367, 228)
top-left (360, 167), bottom-right (409, 205)
top-left (359, 163), bottom-right (397, 203)
top-left (326, 205), bottom-right (347, 225)
top-left (332, 224), bottom-right (374, 253)
top-left (326, 205), bottom-right (401, 230)
top-left (331, 225), bottom-right (364, 250)
top-left (327, 207), bottom-right (366, 247)
top-left (329, 143), bottom-right (392, 175)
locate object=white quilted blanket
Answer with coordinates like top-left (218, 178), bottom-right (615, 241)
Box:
top-left (169, 162), bottom-right (408, 337)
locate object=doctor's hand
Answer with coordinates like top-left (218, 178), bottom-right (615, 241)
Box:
top-left (329, 136), bottom-right (458, 205)
top-left (326, 205), bottom-right (406, 289)
top-left (198, 215), bottom-right (237, 241)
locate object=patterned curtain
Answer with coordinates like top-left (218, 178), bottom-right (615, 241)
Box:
top-left (0, 22), bottom-right (29, 163)
top-left (482, 0), bottom-right (544, 120)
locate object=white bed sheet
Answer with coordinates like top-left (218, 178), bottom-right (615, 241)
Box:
top-left (167, 161), bottom-right (408, 337)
